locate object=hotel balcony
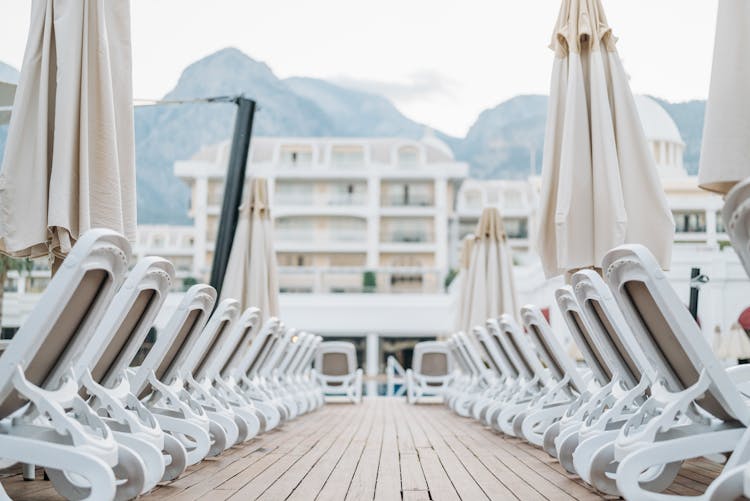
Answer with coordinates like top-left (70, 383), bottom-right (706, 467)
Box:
top-left (275, 228), bottom-right (368, 253)
top-left (278, 266), bottom-right (442, 294)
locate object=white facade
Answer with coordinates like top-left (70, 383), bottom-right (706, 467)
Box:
top-left (174, 133), bottom-right (468, 295)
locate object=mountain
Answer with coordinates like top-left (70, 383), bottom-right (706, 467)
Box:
top-left (0, 49), bottom-right (708, 224)
top-left (456, 95), bottom-right (548, 179)
top-left (0, 62), bottom-right (19, 84)
top-left (651, 98), bottom-right (705, 175)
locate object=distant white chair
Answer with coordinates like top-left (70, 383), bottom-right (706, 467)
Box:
top-left (405, 341), bottom-right (453, 404)
top-left (315, 342), bottom-right (363, 403)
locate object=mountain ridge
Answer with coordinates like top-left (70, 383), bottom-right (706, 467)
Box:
top-left (0, 49), bottom-right (706, 224)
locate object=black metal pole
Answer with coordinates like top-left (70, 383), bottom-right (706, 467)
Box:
top-left (689, 267), bottom-right (700, 322)
top-left (209, 96), bottom-right (256, 298)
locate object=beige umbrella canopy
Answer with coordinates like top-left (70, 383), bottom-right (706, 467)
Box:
top-left (220, 178), bottom-right (280, 320)
top-left (454, 234), bottom-right (475, 332)
top-left (0, 0), bottom-right (136, 261)
top-left (536, 0), bottom-right (674, 278)
top-left (458, 207), bottom-right (518, 335)
top-left (698, 0), bottom-right (750, 194)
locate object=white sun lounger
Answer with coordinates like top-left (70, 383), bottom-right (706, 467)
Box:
top-left (545, 286), bottom-right (619, 465)
top-left (602, 244), bottom-right (750, 500)
top-left (182, 302), bottom-right (263, 445)
top-left (128, 284), bottom-right (219, 465)
top-left (568, 269), bottom-right (660, 495)
top-left (0, 229), bottom-right (131, 501)
top-left (315, 341), bottom-right (363, 404)
top-left (405, 341), bottom-right (453, 404)
top-left (514, 304), bottom-right (586, 447)
top-left (258, 327), bottom-right (304, 417)
top-left (469, 324), bottom-right (520, 423)
top-left (73, 256), bottom-right (188, 494)
top-left (447, 332), bottom-right (492, 416)
top-left (489, 315), bottom-right (551, 436)
top-left (197, 306), bottom-right (270, 435)
top-left (231, 317), bottom-right (290, 425)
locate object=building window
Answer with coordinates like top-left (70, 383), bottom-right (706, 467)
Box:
top-left (397, 146), bottom-right (419, 167)
top-left (504, 218), bottom-right (528, 239)
top-left (381, 218), bottom-right (434, 243)
top-left (331, 145), bottom-right (365, 167)
top-left (464, 190), bottom-right (482, 209)
top-left (382, 182), bottom-right (433, 207)
top-left (673, 211), bottom-right (706, 233)
top-left (717, 211), bottom-right (726, 233)
top-left (280, 145), bottom-right (313, 166)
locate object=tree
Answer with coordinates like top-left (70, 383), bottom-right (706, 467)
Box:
top-left (0, 256), bottom-right (33, 336)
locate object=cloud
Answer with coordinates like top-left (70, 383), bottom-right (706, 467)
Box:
top-left (331, 69), bottom-right (460, 102)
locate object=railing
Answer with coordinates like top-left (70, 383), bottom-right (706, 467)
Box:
top-left (276, 229), bottom-right (367, 243)
top-left (278, 266), bottom-right (443, 294)
top-left (386, 356), bottom-right (407, 397)
top-left (380, 232), bottom-right (434, 244)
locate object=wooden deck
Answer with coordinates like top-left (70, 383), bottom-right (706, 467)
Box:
top-left (2, 398), bottom-right (722, 500)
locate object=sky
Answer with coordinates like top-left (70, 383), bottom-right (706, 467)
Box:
top-left (0, 0), bottom-right (719, 137)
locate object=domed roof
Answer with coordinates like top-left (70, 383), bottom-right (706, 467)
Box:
top-left (634, 95), bottom-right (684, 145)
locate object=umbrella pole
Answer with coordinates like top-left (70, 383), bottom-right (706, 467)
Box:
top-left (689, 267), bottom-right (700, 321)
top-left (209, 96), bottom-right (257, 298)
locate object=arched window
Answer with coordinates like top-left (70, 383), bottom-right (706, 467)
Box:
top-left (397, 146), bottom-right (419, 167)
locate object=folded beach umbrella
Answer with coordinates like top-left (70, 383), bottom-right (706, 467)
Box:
top-left (220, 178), bottom-right (280, 320)
top-left (0, 81), bottom-right (15, 125)
top-left (454, 234), bottom-right (475, 333)
top-left (0, 0), bottom-right (136, 263)
top-left (459, 207), bottom-right (518, 336)
top-left (698, 0), bottom-right (750, 194)
top-left (536, 0), bottom-right (674, 278)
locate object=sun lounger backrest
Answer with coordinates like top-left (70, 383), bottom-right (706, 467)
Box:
top-left (316, 341), bottom-right (357, 376)
top-left (81, 257), bottom-right (175, 389)
top-left (261, 328), bottom-right (296, 376)
top-left (211, 307), bottom-right (260, 378)
top-left (555, 287), bottom-right (613, 386)
top-left (572, 270), bottom-right (653, 390)
top-left (521, 305), bottom-right (585, 393)
top-left (487, 319), bottom-right (532, 379)
top-left (294, 336), bottom-right (321, 375)
top-left (277, 331), bottom-right (305, 374)
top-left (456, 333), bottom-right (485, 376)
top-left (477, 324), bottom-right (516, 378)
top-left (0, 229), bottom-right (130, 419)
top-left (183, 299), bottom-right (239, 380)
top-left (413, 341), bottom-right (451, 376)
top-left (131, 284), bottom-right (216, 398)
top-left (447, 338), bottom-right (471, 374)
top-left (723, 177), bottom-right (750, 277)
top-left (226, 317), bottom-right (279, 378)
top-left (241, 319), bottom-right (281, 378)
top-left (499, 315), bottom-right (548, 384)
top-left (603, 244), bottom-right (750, 424)
top-left (286, 333), bottom-right (313, 375)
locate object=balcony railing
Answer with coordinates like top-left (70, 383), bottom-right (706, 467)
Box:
top-left (380, 231), bottom-right (434, 244)
top-left (276, 229), bottom-right (367, 243)
top-left (278, 266), bottom-right (442, 294)
top-left (381, 196), bottom-right (434, 208)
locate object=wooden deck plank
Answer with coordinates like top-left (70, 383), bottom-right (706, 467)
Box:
top-left (227, 406), bottom-right (353, 499)
top-left (408, 405), bottom-right (489, 500)
top-left (3, 397), bottom-right (725, 501)
top-left (374, 400), bottom-right (402, 501)
top-left (345, 400), bottom-right (385, 501)
top-left (314, 403), bottom-right (377, 501)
